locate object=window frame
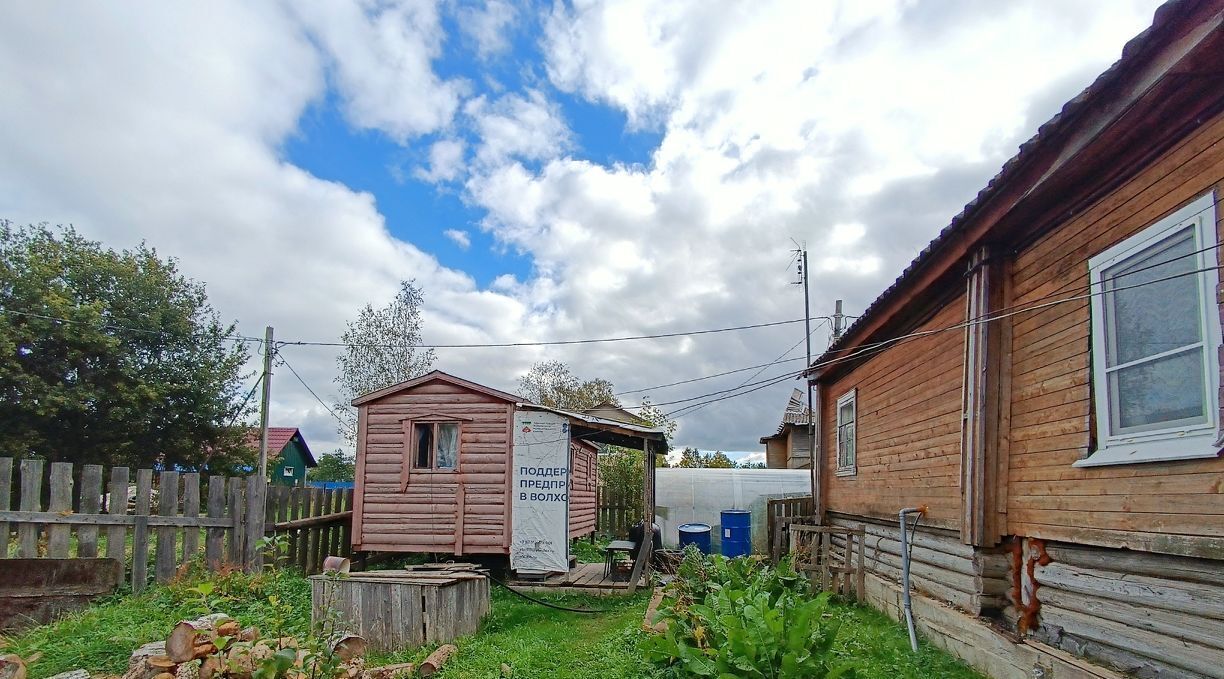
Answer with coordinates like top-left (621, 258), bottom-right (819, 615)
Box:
top-left (835, 388), bottom-right (857, 476)
top-left (282, 466), bottom-right (294, 477)
top-left (1080, 191), bottom-right (1222, 468)
top-left (411, 421), bottom-right (462, 471)
top-left (399, 413), bottom-right (469, 490)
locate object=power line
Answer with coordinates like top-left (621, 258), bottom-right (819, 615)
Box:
top-left (613, 318), bottom-right (831, 396)
top-left (225, 372), bottom-right (264, 428)
top-left (276, 317), bottom-right (807, 350)
top-left (0, 307), bottom-right (262, 344)
top-left (277, 351), bottom-right (355, 436)
top-left (672, 318), bottom-right (829, 419)
top-left (665, 259), bottom-right (1224, 419)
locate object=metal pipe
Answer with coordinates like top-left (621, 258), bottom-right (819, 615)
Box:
top-left (898, 506), bottom-right (924, 652)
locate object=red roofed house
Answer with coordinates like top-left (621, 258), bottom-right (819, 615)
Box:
top-left (246, 427), bottom-right (318, 486)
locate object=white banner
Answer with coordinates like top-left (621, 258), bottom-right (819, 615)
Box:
top-left (510, 410), bottom-right (571, 574)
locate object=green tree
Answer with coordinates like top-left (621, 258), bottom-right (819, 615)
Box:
top-left (0, 223), bottom-right (252, 470)
top-left (333, 280), bottom-right (436, 444)
top-left (308, 450), bottom-right (355, 482)
top-left (517, 360), bottom-right (618, 410)
top-left (674, 447), bottom-right (735, 468)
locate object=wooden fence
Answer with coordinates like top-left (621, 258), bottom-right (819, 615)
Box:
top-left (265, 485), bottom-right (354, 575)
top-left (0, 458), bottom-right (267, 592)
top-left (595, 481), bottom-right (640, 538)
top-left (767, 495), bottom-right (815, 563)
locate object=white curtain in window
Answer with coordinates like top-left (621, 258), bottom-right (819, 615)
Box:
top-left (436, 423), bottom-right (459, 469)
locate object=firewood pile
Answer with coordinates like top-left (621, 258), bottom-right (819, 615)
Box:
top-left (0, 614), bottom-right (459, 679)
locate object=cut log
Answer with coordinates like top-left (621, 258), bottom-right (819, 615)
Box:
top-left (146, 657), bottom-right (176, 670)
top-left (418, 644), bottom-right (457, 677)
top-left (198, 656), bottom-right (221, 679)
top-left (359, 662), bottom-right (416, 679)
top-left (0, 655), bottom-right (27, 679)
top-left (153, 673), bottom-right (174, 679)
top-left (167, 614), bottom-right (232, 663)
top-left (238, 627), bottom-right (260, 642)
top-left (45, 671), bottom-right (90, 679)
top-left (327, 633), bottom-right (367, 662)
top-left (214, 621), bottom-right (240, 638)
top-left (122, 642), bottom-right (169, 679)
top-left (190, 643), bottom-right (216, 661)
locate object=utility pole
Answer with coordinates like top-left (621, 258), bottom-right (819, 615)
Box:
top-left (792, 244), bottom-right (815, 483)
top-left (831, 299), bottom-right (846, 345)
top-left (258, 326), bottom-right (274, 480)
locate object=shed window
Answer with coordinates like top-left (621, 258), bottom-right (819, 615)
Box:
top-left (413, 422), bottom-right (459, 470)
top-left (836, 389), bottom-right (857, 475)
top-left (1081, 192), bottom-right (1222, 467)
top-left (282, 466), bottom-right (294, 477)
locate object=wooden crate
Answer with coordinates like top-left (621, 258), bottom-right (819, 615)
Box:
top-left (310, 567), bottom-right (490, 651)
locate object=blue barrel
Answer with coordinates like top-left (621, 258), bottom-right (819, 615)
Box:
top-left (678, 523), bottom-right (712, 554)
top-left (720, 510), bottom-right (751, 557)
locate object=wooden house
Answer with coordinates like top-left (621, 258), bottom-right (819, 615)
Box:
top-left (245, 427), bottom-right (317, 486)
top-left (350, 370), bottom-right (664, 575)
top-left (759, 389), bottom-right (813, 469)
top-left (805, 2), bottom-right (1224, 676)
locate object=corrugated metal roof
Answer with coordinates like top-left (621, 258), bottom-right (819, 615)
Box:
top-left (809, 0), bottom-right (1186, 374)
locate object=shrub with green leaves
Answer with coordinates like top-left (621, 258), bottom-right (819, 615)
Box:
top-left (643, 551), bottom-right (856, 678)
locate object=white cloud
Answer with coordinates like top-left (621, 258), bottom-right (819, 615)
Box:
top-left (458, 0), bottom-right (518, 59)
top-left (416, 138), bottom-right (467, 183)
top-left (290, 0), bottom-right (466, 142)
top-left (444, 228), bottom-right (472, 249)
top-left (465, 90), bottom-right (571, 167)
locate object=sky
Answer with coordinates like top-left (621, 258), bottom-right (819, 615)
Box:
top-left (0, 0), bottom-right (1164, 464)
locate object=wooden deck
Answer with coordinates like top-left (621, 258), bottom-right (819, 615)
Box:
top-left (506, 562), bottom-right (642, 596)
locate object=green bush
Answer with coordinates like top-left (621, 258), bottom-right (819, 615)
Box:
top-left (643, 550), bottom-right (856, 678)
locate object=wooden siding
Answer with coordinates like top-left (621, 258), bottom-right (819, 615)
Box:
top-left (1005, 110), bottom-right (1224, 559)
top-left (355, 379), bottom-right (512, 554)
top-left (569, 443), bottom-right (597, 539)
top-left (820, 296), bottom-right (966, 530)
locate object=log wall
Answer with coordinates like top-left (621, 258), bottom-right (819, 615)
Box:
top-left (569, 442), bottom-right (597, 539)
top-left (820, 296), bottom-right (966, 530)
top-left (828, 514), bottom-right (1009, 616)
top-left (1023, 541), bottom-right (1224, 678)
top-left (1004, 111), bottom-right (1224, 560)
top-left (355, 380), bottom-right (513, 554)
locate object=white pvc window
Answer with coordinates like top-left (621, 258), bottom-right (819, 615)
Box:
top-left (836, 389), bottom-right (857, 475)
top-left (282, 466), bottom-right (294, 477)
top-left (1080, 192), bottom-right (1222, 467)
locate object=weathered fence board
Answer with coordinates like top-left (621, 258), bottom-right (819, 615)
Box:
top-left (266, 486), bottom-right (355, 575)
top-left (788, 523), bottom-right (867, 602)
top-left (596, 481), bottom-right (641, 538)
top-left (0, 458), bottom-right (275, 593)
top-left (767, 496), bottom-right (815, 563)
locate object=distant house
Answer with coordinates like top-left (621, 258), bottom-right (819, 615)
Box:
top-left (802, 3), bottom-right (1224, 676)
top-left (759, 389), bottom-right (812, 469)
top-left (246, 427), bottom-right (318, 486)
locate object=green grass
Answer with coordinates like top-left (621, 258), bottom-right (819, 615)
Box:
top-left (1, 568), bottom-right (983, 679)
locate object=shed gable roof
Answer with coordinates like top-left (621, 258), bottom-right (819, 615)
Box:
top-left (351, 369), bottom-right (523, 406)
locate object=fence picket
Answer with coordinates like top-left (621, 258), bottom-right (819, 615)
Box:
top-left (0, 458), bottom-right (11, 558)
top-left (182, 472), bottom-right (200, 564)
top-left (339, 489), bottom-right (353, 556)
top-left (205, 476), bottom-right (226, 569)
top-left (297, 489), bottom-right (313, 572)
top-left (106, 467), bottom-right (130, 563)
top-left (155, 471), bottom-right (179, 582)
top-left (18, 459), bottom-right (44, 558)
top-left (227, 477), bottom-right (244, 566)
top-left (132, 469), bottom-right (153, 593)
top-left (78, 465), bottom-right (103, 558)
top-left (47, 463), bottom-right (73, 558)
top-left (285, 487), bottom-right (299, 564)
top-left (242, 476), bottom-right (265, 572)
